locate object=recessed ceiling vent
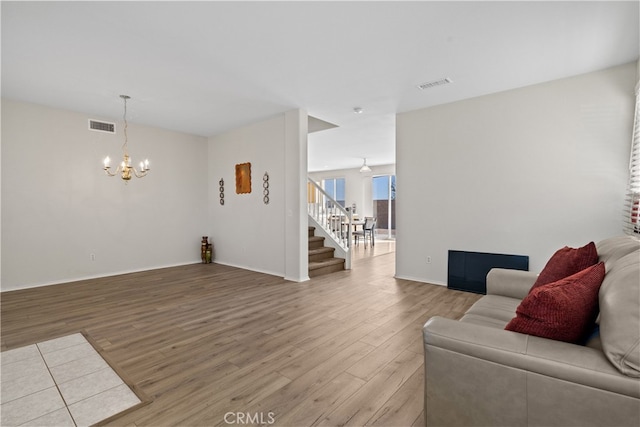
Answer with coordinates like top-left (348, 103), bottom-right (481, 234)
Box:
top-left (88, 119), bottom-right (116, 133)
top-left (417, 78), bottom-right (452, 90)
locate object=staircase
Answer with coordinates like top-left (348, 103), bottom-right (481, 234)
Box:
top-left (308, 226), bottom-right (345, 277)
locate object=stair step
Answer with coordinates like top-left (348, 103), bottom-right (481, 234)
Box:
top-left (307, 223), bottom-right (345, 277)
top-left (309, 246), bottom-right (335, 262)
top-left (309, 235), bottom-right (325, 250)
top-left (309, 257), bottom-right (345, 278)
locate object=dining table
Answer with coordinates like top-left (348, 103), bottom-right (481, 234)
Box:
top-left (342, 218), bottom-right (365, 233)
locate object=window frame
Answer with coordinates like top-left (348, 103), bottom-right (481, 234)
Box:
top-left (624, 81), bottom-right (640, 235)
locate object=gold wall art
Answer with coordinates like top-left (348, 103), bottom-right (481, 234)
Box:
top-left (235, 162), bottom-right (251, 194)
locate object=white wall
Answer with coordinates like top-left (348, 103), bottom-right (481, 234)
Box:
top-left (396, 62), bottom-right (637, 286)
top-left (1, 99), bottom-right (209, 291)
top-left (207, 109), bottom-right (308, 280)
top-left (309, 164), bottom-right (396, 219)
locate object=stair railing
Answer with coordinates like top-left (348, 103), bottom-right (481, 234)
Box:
top-left (307, 178), bottom-right (352, 251)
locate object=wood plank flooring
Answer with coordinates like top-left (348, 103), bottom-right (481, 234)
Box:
top-left (1, 242), bottom-right (481, 426)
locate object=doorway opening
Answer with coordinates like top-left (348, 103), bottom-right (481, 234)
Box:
top-left (372, 174), bottom-right (396, 240)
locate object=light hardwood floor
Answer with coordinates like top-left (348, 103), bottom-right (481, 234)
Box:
top-left (1, 243), bottom-right (481, 426)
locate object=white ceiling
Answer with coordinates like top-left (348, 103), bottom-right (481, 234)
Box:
top-left (2, 1), bottom-right (638, 172)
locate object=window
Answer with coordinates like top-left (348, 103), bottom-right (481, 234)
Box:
top-left (372, 175), bottom-right (396, 239)
top-left (323, 178), bottom-right (345, 207)
top-left (624, 82), bottom-right (640, 235)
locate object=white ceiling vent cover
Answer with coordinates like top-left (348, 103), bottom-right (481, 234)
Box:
top-left (418, 78), bottom-right (452, 90)
top-left (88, 119), bottom-right (116, 133)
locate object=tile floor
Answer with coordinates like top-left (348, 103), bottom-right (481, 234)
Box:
top-left (1, 333), bottom-right (141, 426)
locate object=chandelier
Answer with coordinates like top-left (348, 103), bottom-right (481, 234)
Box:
top-left (359, 157), bottom-right (371, 173)
top-left (103, 95), bottom-right (150, 181)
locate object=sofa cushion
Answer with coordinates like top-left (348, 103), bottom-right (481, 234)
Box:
top-left (596, 236), bottom-right (640, 272)
top-left (505, 262), bottom-right (605, 344)
top-left (531, 241), bottom-right (598, 290)
top-left (599, 250), bottom-right (640, 377)
top-left (460, 295), bottom-right (521, 329)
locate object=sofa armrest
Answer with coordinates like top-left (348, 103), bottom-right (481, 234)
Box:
top-left (423, 316), bottom-right (639, 398)
top-left (486, 268), bottom-right (538, 299)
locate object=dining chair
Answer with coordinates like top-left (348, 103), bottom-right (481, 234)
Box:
top-left (354, 217), bottom-right (376, 248)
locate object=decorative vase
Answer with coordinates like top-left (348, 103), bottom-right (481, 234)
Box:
top-left (201, 236), bottom-right (209, 264)
top-left (206, 244), bottom-right (212, 264)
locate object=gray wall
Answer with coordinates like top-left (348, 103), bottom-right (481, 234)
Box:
top-left (207, 110), bottom-right (308, 281)
top-left (396, 62), bottom-right (637, 286)
top-left (1, 99), bottom-right (208, 290)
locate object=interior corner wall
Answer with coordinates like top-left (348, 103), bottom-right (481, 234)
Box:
top-left (208, 111), bottom-right (306, 279)
top-left (396, 62), bottom-right (638, 286)
top-left (1, 99), bottom-right (209, 291)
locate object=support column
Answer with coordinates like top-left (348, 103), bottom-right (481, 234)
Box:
top-left (284, 109), bottom-right (309, 282)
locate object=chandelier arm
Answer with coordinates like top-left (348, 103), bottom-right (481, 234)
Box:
top-left (131, 167), bottom-right (148, 178)
top-left (103, 165), bottom-right (121, 177)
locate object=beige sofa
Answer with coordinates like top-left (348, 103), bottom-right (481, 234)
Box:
top-left (423, 236), bottom-right (640, 427)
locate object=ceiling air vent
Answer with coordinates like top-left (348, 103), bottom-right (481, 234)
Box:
top-left (417, 78), bottom-right (452, 90)
top-left (88, 119), bottom-right (116, 134)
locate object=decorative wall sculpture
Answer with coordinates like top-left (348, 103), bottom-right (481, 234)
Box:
top-left (219, 178), bottom-right (225, 205)
top-left (263, 172), bottom-right (270, 204)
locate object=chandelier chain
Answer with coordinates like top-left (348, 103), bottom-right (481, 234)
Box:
top-left (122, 95), bottom-right (129, 155)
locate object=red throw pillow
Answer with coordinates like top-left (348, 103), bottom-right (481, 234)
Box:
top-left (505, 262), bottom-right (605, 343)
top-left (531, 242), bottom-right (598, 291)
